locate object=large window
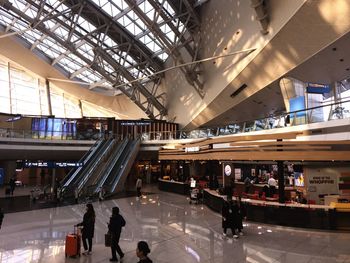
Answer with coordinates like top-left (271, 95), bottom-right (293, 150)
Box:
top-left (0, 59), bottom-right (11, 113)
top-left (0, 55), bottom-right (119, 119)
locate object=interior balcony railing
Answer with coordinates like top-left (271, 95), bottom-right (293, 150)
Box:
top-left (1, 98), bottom-right (350, 142)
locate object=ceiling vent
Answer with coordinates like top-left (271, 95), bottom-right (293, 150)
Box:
top-left (230, 84), bottom-right (248, 98)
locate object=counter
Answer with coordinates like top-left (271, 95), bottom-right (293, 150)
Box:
top-left (203, 189), bottom-right (350, 231)
top-left (158, 179), bottom-right (190, 195)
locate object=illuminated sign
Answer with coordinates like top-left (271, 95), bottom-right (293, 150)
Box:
top-left (306, 83), bottom-right (331, 94)
top-left (120, 121), bottom-right (151, 126)
top-left (23, 162), bottom-right (83, 168)
top-left (185, 146), bottom-right (200, 152)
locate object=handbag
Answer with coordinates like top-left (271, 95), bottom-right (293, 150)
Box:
top-left (105, 232), bottom-right (112, 247)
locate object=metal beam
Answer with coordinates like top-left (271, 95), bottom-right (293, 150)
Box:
top-left (0, 0), bottom-right (167, 119)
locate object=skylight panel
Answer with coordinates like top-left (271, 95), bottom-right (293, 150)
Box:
top-left (67, 53), bottom-right (85, 67)
top-left (36, 43), bottom-right (50, 54)
top-left (45, 49), bottom-right (59, 59)
top-left (79, 43), bottom-right (93, 54)
top-left (21, 33), bottom-right (35, 44)
top-left (117, 14), bottom-right (132, 27)
top-left (163, 1), bottom-right (175, 16)
top-left (110, 3), bottom-right (121, 17)
top-left (109, 0), bottom-right (127, 10)
top-left (54, 2), bottom-right (67, 13)
top-left (78, 74), bottom-right (91, 82)
top-left (103, 36), bottom-right (118, 48)
top-left (99, 60), bottom-right (115, 74)
top-left (26, 29), bottom-right (42, 40)
top-left (101, 2), bottom-right (113, 16)
top-left (77, 17), bottom-right (96, 33)
top-left (26, 8), bottom-right (37, 19)
top-left (141, 1), bottom-right (153, 14)
top-left (55, 26), bottom-right (69, 40)
top-left (98, 0), bottom-right (109, 8)
top-left (12, 0), bottom-right (27, 12)
top-left (0, 14), bottom-right (13, 25)
top-left (43, 20), bottom-right (56, 30)
top-left (160, 24), bottom-right (175, 43)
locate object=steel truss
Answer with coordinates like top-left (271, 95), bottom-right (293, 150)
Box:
top-left (0, 0), bottom-right (203, 119)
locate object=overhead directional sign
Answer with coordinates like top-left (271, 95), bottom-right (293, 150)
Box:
top-left (23, 161), bottom-right (83, 168)
top-left (306, 83), bottom-right (331, 94)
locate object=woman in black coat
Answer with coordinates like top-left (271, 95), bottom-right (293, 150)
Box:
top-left (222, 198), bottom-right (238, 238)
top-left (77, 203), bottom-right (95, 255)
top-left (108, 206), bottom-right (126, 262)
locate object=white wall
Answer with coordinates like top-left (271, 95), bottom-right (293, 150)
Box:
top-left (165, 0), bottom-right (306, 127)
top-left (303, 166), bottom-right (350, 204)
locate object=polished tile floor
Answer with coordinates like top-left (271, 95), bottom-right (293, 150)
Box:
top-left (0, 186), bottom-right (350, 263)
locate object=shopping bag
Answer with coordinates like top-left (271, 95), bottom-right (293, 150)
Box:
top-left (105, 232), bottom-right (111, 247)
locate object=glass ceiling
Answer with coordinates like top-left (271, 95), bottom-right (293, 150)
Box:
top-left (0, 0), bottom-right (199, 118)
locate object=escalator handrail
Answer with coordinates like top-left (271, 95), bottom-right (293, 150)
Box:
top-left (77, 138), bottom-right (116, 194)
top-left (85, 138), bottom-right (127, 192)
top-left (62, 138), bottom-right (110, 195)
top-left (93, 137), bottom-right (130, 194)
top-left (61, 138), bottom-right (103, 188)
top-left (109, 138), bottom-right (140, 192)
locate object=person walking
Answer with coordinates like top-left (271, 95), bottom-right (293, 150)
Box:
top-left (108, 206), bottom-right (126, 262)
top-left (9, 177), bottom-right (16, 195)
top-left (74, 187), bottom-right (79, 204)
top-left (236, 197), bottom-right (246, 236)
top-left (99, 186), bottom-right (105, 201)
top-left (76, 203), bottom-right (95, 255)
top-left (136, 241), bottom-right (153, 263)
top-left (136, 177), bottom-right (142, 198)
top-left (0, 207), bottom-right (4, 230)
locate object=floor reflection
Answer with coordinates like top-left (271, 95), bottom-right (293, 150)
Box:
top-left (0, 186), bottom-right (350, 263)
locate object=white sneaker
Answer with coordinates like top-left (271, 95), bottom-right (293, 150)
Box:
top-left (82, 251), bottom-right (89, 255)
top-left (233, 234), bottom-right (239, 239)
top-left (223, 233), bottom-right (227, 237)
top-left (239, 232), bottom-right (244, 236)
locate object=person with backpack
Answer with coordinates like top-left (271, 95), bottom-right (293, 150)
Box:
top-left (108, 206), bottom-right (126, 262)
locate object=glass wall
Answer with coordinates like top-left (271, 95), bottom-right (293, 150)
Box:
top-left (0, 55), bottom-right (117, 119)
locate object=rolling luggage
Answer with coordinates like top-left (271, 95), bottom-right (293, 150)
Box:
top-left (5, 188), bottom-right (11, 195)
top-left (65, 226), bottom-right (81, 257)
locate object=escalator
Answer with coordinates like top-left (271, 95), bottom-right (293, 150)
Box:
top-left (95, 137), bottom-right (140, 196)
top-left (75, 138), bottom-right (117, 196)
top-left (60, 138), bottom-right (114, 198)
top-left (78, 137), bottom-right (128, 198)
top-left (60, 139), bottom-right (102, 188)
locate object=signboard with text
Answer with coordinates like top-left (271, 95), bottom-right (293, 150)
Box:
top-left (23, 161), bottom-right (83, 168)
top-left (306, 83), bottom-right (331, 94)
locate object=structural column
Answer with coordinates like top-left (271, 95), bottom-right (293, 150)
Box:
top-left (277, 161), bottom-right (285, 203)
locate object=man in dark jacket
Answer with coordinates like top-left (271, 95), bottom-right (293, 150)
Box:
top-left (108, 206), bottom-right (126, 262)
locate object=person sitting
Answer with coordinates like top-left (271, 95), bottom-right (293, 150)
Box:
top-left (268, 175), bottom-right (277, 197)
top-left (136, 241), bottom-right (153, 263)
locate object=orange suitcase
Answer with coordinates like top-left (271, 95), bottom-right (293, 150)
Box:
top-left (65, 226), bottom-right (81, 257)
